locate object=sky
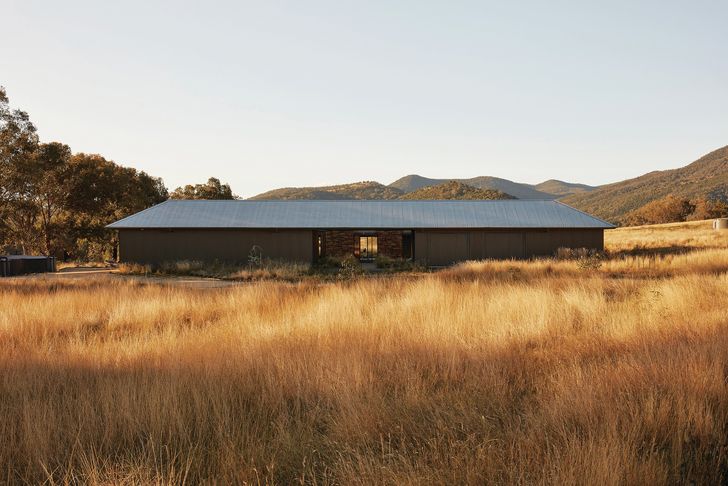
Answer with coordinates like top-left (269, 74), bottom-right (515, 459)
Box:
top-left (2, 0), bottom-right (727, 198)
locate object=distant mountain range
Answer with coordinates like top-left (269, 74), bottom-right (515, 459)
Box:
top-left (388, 175), bottom-right (594, 199)
top-left (249, 179), bottom-right (517, 202)
top-left (251, 176), bottom-right (595, 201)
top-left (250, 144), bottom-right (728, 224)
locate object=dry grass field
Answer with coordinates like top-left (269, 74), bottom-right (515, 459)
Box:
top-left (605, 219), bottom-right (728, 253)
top-left (1, 222), bottom-right (728, 484)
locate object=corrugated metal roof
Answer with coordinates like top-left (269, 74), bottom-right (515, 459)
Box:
top-left (107, 200), bottom-right (615, 229)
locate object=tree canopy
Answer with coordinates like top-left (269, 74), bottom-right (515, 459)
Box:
top-left (1, 87), bottom-right (239, 260)
top-left (169, 178), bottom-right (236, 200)
top-left (0, 87), bottom-right (170, 259)
top-left (624, 194), bottom-right (728, 226)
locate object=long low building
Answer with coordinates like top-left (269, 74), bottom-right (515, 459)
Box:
top-left (107, 200), bottom-right (614, 266)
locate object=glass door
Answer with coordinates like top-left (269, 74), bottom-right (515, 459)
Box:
top-left (359, 236), bottom-right (378, 261)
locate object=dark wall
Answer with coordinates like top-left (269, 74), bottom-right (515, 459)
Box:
top-left (118, 229), bottom-right (313, 264)
top-left (118, 228), bottom-right (604, 266)
top-left (414, 229), bottom-right (604, 266)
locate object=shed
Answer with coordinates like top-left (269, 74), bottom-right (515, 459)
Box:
top-left (107, 200), bottom-right (614, 266)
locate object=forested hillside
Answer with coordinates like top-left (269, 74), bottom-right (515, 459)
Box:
top-left (562, 145), bottom-right (728, 224)
top-left (399, 181), bottom-right (514, 200)
top-left (250, 181), bottom-right (404, 200)
top-left (388, 175), bottom-right (558, 199)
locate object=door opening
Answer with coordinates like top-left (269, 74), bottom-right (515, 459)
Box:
top-left (402, 231), bottom-right (413, 260)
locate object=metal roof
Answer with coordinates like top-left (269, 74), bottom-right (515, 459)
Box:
top-left (107, 200), bottom-right (614, 229)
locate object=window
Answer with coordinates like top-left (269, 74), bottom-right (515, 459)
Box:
top-left (359, 236), bottom-right (378, 261)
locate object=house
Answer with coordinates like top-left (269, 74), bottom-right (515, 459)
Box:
top-left (107, 200), bottom-right (614, 266)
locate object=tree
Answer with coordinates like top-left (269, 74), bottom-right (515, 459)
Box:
top-left (0, 87), bottom-right (38, 199)
top-left (32, 142), bottom-right (72, 254)
top-left (170, 177), bottom-right (235, 200)
top-left (625, 195), bottom-right (696, 225)
top-left (63, 153), bottom-right (168, 260)
top-left (689, 197), bottom-right (728, 221)
top-left (0, 86), bottom-right (169, 259)
top-left (0, 86), bottom-right (40, 253)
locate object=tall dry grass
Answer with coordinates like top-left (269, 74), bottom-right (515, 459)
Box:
top-left (2, 246), bottom-right (728, 484)
top-left (116, 259), bottom-right (310, 281)
top-left (606, 219), bottom-right (728, 253)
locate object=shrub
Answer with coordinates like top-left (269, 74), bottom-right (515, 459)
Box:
top-left (375, 255), bottom-right (423, 272)
top-left (555, 247), bottom-right (604, 271)
top-left (555, 247), bottom-right (592, 260)
top-left (247, 245), bottom-right (263, 268)
top-left (338, 255), bottom-right (363, 279)
top-left (577, 253), bottom-right (603, 271)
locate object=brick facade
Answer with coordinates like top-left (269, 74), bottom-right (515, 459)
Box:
top-left (324, 231), bottom-right (355, 258)
top-left (376, 231), bottom-right (403, 258)
top-left (323, 230), bottom-right (403, 259)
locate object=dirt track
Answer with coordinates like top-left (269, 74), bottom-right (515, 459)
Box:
top-left (9, 267), bottom-right (241, 288)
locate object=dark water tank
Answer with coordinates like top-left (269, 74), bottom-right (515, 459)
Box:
top-left (0, 256), bottom-right (56, 277)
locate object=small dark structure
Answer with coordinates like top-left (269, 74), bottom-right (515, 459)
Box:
top-left (0, 255), bottom-right (57, 277)
top-left (108, 200), bottom-right (614, 266)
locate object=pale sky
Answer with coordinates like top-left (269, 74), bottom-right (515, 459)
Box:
top-left (2, 0), bottom-right (727, 197)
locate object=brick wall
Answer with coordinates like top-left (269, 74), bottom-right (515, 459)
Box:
top-left (323, 231), bottom-right (403, 259)
top-left (324, 231), bottom-right (356, 257)
top-left (377, 231), bottom-right (403, 258)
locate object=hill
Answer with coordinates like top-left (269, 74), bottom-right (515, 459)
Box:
top-left (250, 181), bottom-right (403, 200)
top-left (534, 179), bottom-right (596, 197)
top-left (389, 175), bottom-right (557, 199)
top-left (251, 175), bottom-right (594, 201)
top-left (399, 181), bottom-right (514, 200)
top-left (562, 145), bottom-right (728, 223)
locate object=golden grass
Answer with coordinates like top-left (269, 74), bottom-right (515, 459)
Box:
top-left (444, 247), bottom-right (728, 282)
top-left (606, 219), bottom-right (728, 253)
top-left (2, 222), bottom-right (728, 484)
top-left (116, 260), bottom-right (310, 281)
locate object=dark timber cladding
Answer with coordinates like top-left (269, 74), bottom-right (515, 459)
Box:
top-left (107, 200), bottom-right (614, 265)
top-left (415, 229), bottom-right (604, 266)
top-left (118, 229), bottom-right (312, 264)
